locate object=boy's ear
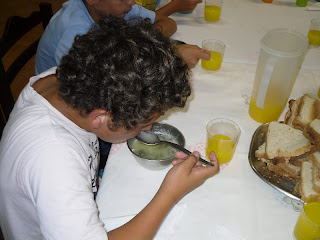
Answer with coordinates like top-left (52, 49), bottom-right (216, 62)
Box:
top-left (89, 109), bottom-right (109, 129)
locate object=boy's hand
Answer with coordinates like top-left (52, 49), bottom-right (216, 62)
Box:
top-left (176, 44), bottom-right (211, 68)
top-left (158, 151), bottom-right (219, 204)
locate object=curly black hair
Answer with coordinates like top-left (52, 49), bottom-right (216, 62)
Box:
top-left (56, 17), bottom-right (191, 130)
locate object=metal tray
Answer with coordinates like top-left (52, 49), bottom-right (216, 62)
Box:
top-left (248, 123), bottom-right (303, 203)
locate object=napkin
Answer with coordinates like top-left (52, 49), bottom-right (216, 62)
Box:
top-left (100, 203), bottom-right (186, 240)
top-left (307, 2), bottom-right (320, 10)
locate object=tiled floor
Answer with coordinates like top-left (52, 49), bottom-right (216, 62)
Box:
top-left (1, 0), bottom-right (66, 100)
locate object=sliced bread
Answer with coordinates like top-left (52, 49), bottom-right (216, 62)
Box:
top-left (277, 162), bottom-right (301, 177)
top-left (285, 98), bottom-right (301, 127)
top-left (309, 151), bottom-right (320, 169)
top-left (300, 161), bottom-right (320, 202)
top-left (256, 141), bottom-right (313, 165)
top-left (255, 142), bottom-right (266, 159)
top-left (261, 158), bottom-right (301, 180)
top-left (313, 165), bottom-right (320, 193)
top-left (292, 94), bottom-right (319, 130)
top-left (304, 119), bottom-right (320, 151)
top-left (266, 162), bottom-right (296, 180)
top-left (265, 121), bottom-right (312, 160)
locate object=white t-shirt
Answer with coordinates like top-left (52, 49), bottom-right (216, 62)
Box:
top-left (0, 67), bottom-right (107, 240)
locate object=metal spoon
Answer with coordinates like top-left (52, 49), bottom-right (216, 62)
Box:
top-left (136, 131), bottom-right (214, 167)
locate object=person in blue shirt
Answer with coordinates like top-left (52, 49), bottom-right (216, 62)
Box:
top-left (35, 0), bottom-right (177, 75)
top-left (36, 0), bottom-right (210, 75)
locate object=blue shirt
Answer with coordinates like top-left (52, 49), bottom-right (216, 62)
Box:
top-left (35, 0), bottom-right (156, 75)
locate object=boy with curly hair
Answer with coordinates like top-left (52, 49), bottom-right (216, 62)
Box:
top-left (0, 17), bottom-right (218, 240)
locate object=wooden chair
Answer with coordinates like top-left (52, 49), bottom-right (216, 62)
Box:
top-left (0, 2), bottom-right (53, 138)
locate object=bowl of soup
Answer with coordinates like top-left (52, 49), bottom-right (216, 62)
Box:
top-left (127, 122), bottom-right (185, 170)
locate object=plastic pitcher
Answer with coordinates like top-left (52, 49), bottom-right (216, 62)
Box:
top-left (249, 28), bottom-right (308, 123)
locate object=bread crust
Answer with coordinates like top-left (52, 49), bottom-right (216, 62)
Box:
top-left (266, 162), bottom-right (300, 180)
top-left (303, 119), bottom-right (320, 151)
top-left (313, 166), bottom-right (320, 193)
top-left (308, 151), bottom-right (320, 169)
top-left (292, 94), bottom-right (316, 130)
top-left (285, 99), bottom-right (301, 126)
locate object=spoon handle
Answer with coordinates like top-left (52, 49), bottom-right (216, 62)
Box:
top-left (162, 141), bottom-right (214, 167)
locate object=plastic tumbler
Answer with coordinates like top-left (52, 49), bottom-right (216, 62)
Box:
top-left (308, 18), bottom-right (320, 46)
top-left (201, 39), bottom-right (226, 71)
top-left (296, 0), bottom-right (308, 7)
top-left (204, 0), bottom-right (223, 22)
top-left (206, 119), bottom-right (240, 164)
top-left (293, 202), bottom-right (320, 240)
top-left (248, 28), bottom-right (308, 123)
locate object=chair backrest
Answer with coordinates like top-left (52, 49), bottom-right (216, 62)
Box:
top-left (0, 2), bottom-right (53, 138)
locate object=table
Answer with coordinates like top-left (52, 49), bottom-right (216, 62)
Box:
top-left (96, 1), bottom-right (320, 239)
top-left (167, 0), bottom-right (320, 70)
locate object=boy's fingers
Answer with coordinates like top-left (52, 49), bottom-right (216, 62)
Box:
top-left (209, 151), bottom-right (218, 162)
top-left (175, 151), bottom-right (188, 159)
top-left (181, 152), bottom-right (200, 169)
top-left (198, 49), bottom-right (211, 60)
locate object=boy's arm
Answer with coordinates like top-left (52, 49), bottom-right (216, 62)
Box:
top-left (153, 14), bottom-right (177, 37)
top-left (155, 0), bottom-right (202, 16)
top-left (107, 152), bottom-right (219, 240)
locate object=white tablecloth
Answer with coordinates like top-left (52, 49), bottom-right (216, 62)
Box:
top-left (167, 0), bottom-right (320, 70)
top-left (96, 62), bottom-right (320, 240)
top-left (96, 1), bottom-right (320, 239)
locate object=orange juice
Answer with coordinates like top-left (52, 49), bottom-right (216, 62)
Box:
top-left (204, 5), bottom-right (221, 21)
top-left (206, 134), bottom-right (235, 164)
top-left (135, 0), bottom-right (156, 10)
top-left (201, 50), bottom-right (223, 70)
top-left (318, 88), bottom-right (320, 99)
top-left (294, 202), bottom-right (320, 240)
top-left (308, 30), bottom-right (320, 46)
top-left (262, 0), bottom-right (273, 3)
top-left (249, 96), bottom-right (286, 123)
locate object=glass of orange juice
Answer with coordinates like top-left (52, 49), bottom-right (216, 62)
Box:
top-left (206, 119), bottom-right (240, 165)
top-left (293, 202), bottom-right (320, 240)
top-left (204, 0), bottom-right (223, 22)
top-left (201, 39), bottom-right (226, 71)
top-left (308, 18), bottom-right (320, 46)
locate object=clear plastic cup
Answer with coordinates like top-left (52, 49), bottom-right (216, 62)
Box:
top-left (293, 202), bottom-right (320, 240)
top-left (204, 0), bottom-right (223, 22)
top-left (201, 39), bottom-right (226, 71)
top-left (308, 18), bottom-right (320, 46)
top-left (206, 119), bottom-right (240, 165)
top-left (296, 0), bottom-right (309, 7)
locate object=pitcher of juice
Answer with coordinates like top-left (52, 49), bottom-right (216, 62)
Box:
top-left (249, 28), bottom-right (308, 123)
